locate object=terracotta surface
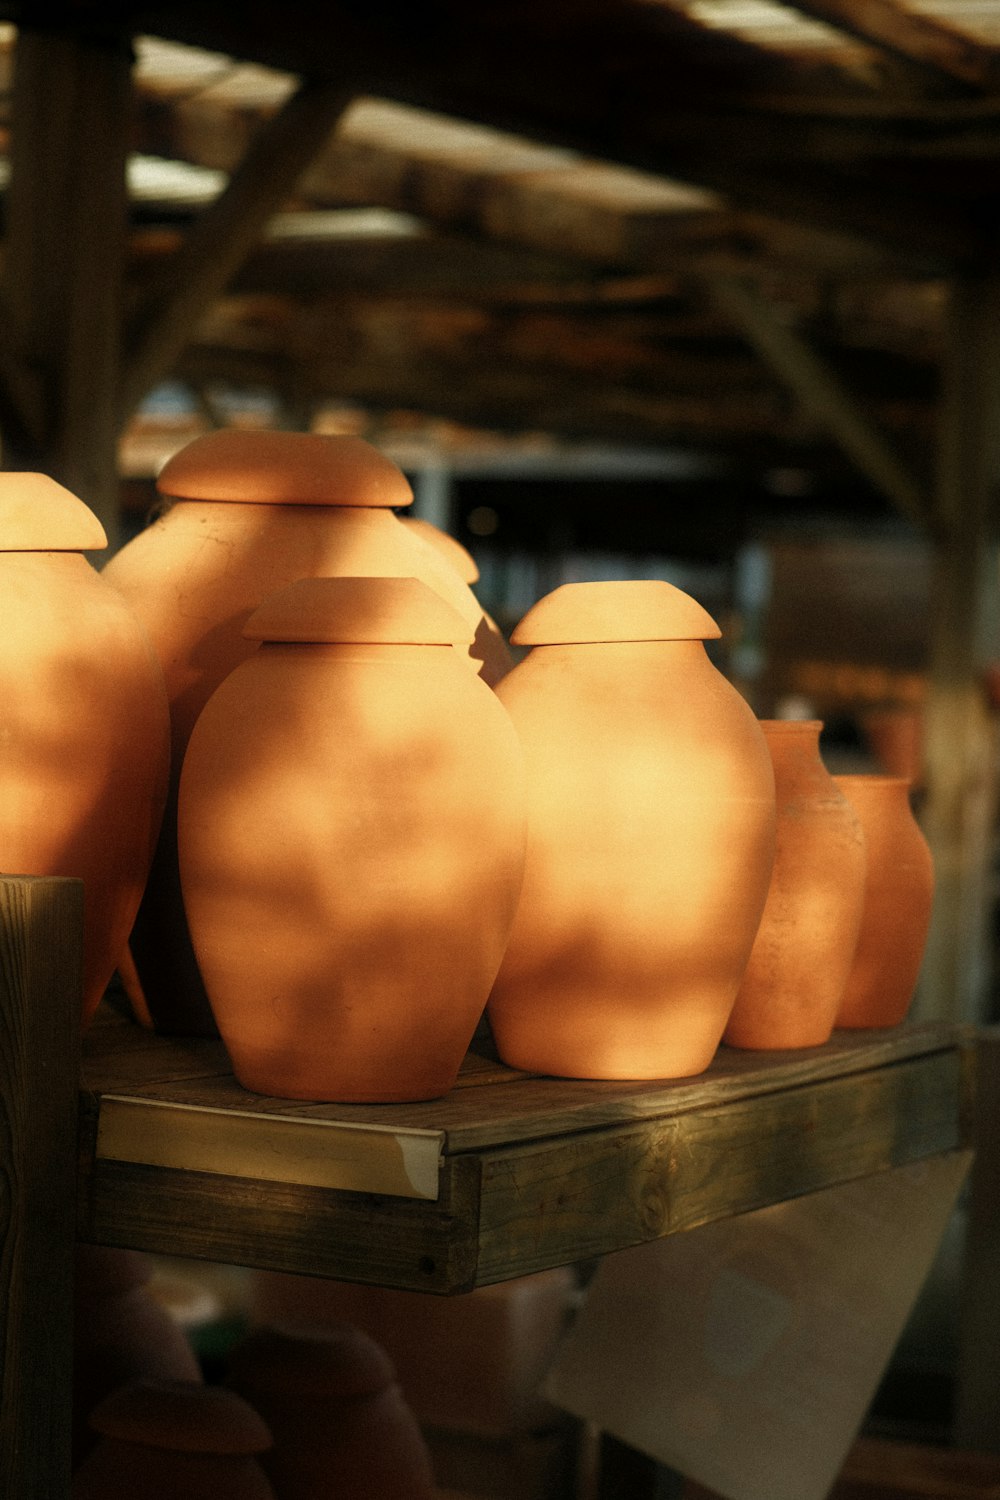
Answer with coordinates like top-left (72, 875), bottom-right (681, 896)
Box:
top-left (833, 774), bottom-right (934, 1028)
top-left (226, 1323), bottom-right (436, 1500)
top-left (178, 576), bottom-right (526, 1101)
top-left (72, 1246), bottom-right (202, 1469)
top-left (724, 720), bottom-right (867, 1051)
top-left (0, 474), bottom-right (170, 1025)
top-left (400, 512), bottom-right (513, 682)
top-left (72, 1380), bottom-right (274, 1499)
top-left (487, 579), bottom-right (776, 1080)
top-left (102, 429), bottom-right (509, 1036)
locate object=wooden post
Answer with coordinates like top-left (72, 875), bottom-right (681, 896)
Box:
top-left (4, 25), bottom-right (133, 548)
top-left (0, 876), bottom-right (83, 1500)
top-left (915, 274), bottom-right (1000, 1024)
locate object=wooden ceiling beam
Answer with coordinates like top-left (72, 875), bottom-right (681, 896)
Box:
top-left (130, 90), bottom-right (978, 272)
top-left (785, 0), bottom-right (1000, 92)
top-left (118, 77), bottom-right (353, 423)
top-left (705, 274), bottom-right (931, 529)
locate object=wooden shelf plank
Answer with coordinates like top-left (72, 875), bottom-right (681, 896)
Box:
top-left (77, 1006), bottom-right (974, 1294)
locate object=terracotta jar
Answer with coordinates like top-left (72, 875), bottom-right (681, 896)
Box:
top-left (102, 430), bottom-right (510, 1035)
top-left (400, 513), bottom-right (512, 684)
top-left (178, 575), bottom-right (526, 1101)
top-left (487, 579), bottom-right (776, 1080)
top-left (833, 774), bottom-right (934, 1028)
top-left (225, 1323), bottom-right (436, 1500)
top-left (72, 1246), bottom-right (202, 1469)
top-left (72, 1380), bottom-right (274, 1499)
top-left (0, 473), bottom-right (170, 1025)
top-left (724, 720), bottom-right (867, 1051)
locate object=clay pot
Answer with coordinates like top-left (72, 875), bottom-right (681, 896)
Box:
top-left (724, 720), bottom-right (867, 1051)
top-left (0, 473), bottom-right (170, 1025)
top-left (833, 774), bottom-right (934, 1028)
top-left (487, 580), bottom-right (776, 1080)
top-left (102, 429), bottom-right (509, 1035)
top-left (225, 1323), bottom-right (436, 1500)
top-left (400, 513), bottom-right (512, 684)
top-left (72, 1246), bottom-right (202, 1469)
top-left (178, 575), bottom-right (526, 1101)
top-left (71, 1379), bottom-right (274, 1499)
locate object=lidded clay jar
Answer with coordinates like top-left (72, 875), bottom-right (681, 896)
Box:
top-left (0, 473), bottom-right (170, 1025)
top-left (102, 429), bottom-right (511, 1036)
top-left (72, 1246), bottom-right (202, 1469)
top-left (833, 774), bottom-right (934, 1028)
top-left (71, 1380), bottom-right (274, 1500)
top-left (178, 575), bottom-right (526, 1101)
top-left (225, 1323), bottom-right (436, 1500)
top-left (487, 579), bottom-right (776, 1080)
top-left (724, 720), bottom-right (867, 1051)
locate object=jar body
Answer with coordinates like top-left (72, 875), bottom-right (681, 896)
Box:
top-left (833, 774), bottom-right (934, 1028)
top-left (724, 721), bottom-right (866, 1050)
top-left (225, 1324), bottom-right (436, 1500)
top-left (0, 551), bottom-right (169, 1024)
top-left (178, 640), bottom-right (525, 1101)
top-left (487, 640), bottom-right (776, 1079)
top-left (103, 500), bottom-right (506, 1035)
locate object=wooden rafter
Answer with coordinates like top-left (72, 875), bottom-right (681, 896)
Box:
top-left (786, 0), bottom-right (1000, 92)
top-left (118, 77), bottom-right (353, 423)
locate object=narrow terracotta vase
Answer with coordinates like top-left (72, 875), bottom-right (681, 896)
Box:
top-left (486, 579), bottom-right (777, 1080)
top-left (724, 720), bottom-right (867, 1051)
top-left (72, 1246), bottom-right (202, 1469)
top-left (833, 774), bottom-right (934, 1028)
top-left (0, 473), bottom-right (170, 1025)
top-left (178, 575), bottom-right (526, 1101)
top-left (101, 429), bottom-right (507, 1035)
top-left (71, 1380), bottom-right (274, 1499)
top-left (225, 1323), bottom-right (436, 1500)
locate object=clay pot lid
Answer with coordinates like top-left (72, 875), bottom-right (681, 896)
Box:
top-left (226, 1323), bottom-right (396, 1399)
top-left (88, 1380), bottom-right (272, 1454)
top-left (759, 718), bottom-right (823, 734)
top-left (511, 579), bottom-right (720, 645)
top-left (401, 515), bottom-right (480, 583)
top-left (244, 576), bottom-right (475, 646)
top-left (156, 430), bottom-right (413, 509)
top-left (0, 473), bottom-right (107, 552)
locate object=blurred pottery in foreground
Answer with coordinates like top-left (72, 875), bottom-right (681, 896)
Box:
top-left (487, 579), bottom-right (776, 1080)
top-left (833, 774), bottom-right (934, 1028)
top-left (225, 1323), bottom-right (436, 1500)
top-left (725, 720), bottom-right (866, 1051)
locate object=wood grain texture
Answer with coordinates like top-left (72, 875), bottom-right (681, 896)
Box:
top-left (472, 1050), bottom-right (969, 1285)
top-left (0, 876), bottom-right (83, 1499)
top-left (78, 1006), bottom-right (973, 1294)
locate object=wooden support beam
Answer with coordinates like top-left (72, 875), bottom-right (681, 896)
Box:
top-left (916, 273), bottom-right (1000, 1024)
top-left (704, 273), bottom-right (930, 528)
top-left (0, 876), bottom-right (83, 1500)
top-left (118, 78), bottom-right (354, 424)
top-left (4, 26), bottom-right (132, 545)
top-left (787, 0), bottom-right (1000, 92)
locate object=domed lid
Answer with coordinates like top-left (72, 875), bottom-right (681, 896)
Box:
top-left (244, 575), bottom-right (475, 646)
top-left (511, 579), bottom-right (720, 645)
top-left (226, 1323), bottom-right (396, 1400)
top-left (156, 430), bottom-right (413, 509)
top-left (0, 472), bottom-right (107, 552)
top-left (401, 515), bottom-right (480, 583)
top-left (88, 1380), bottom-right (272, 1455)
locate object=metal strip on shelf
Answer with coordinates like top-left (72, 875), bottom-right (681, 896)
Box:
top-left (96, 1094), bottom-right (445, 1200)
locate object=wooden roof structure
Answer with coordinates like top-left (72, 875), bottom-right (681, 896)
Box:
top-left (0, 1), bottom-right (998, 1022)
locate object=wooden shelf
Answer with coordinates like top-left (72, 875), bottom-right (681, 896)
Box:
top-left (78, 1004), bottom-right (975, 1295)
